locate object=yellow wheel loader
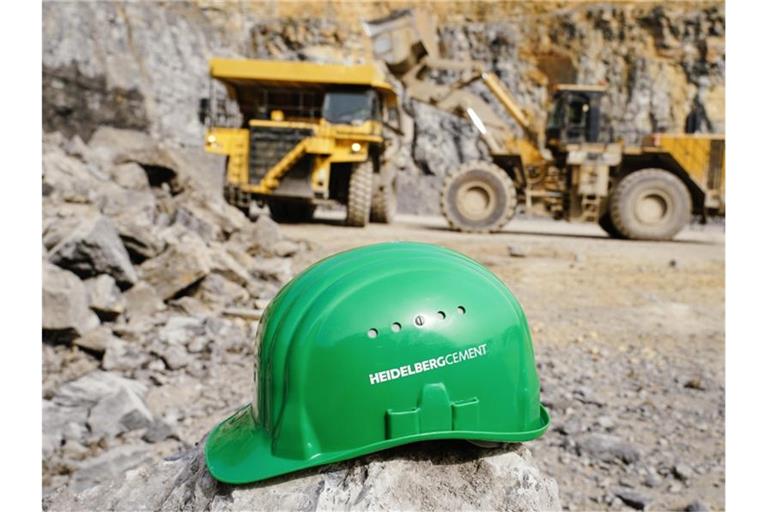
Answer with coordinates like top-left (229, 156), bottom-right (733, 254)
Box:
top-left (365, 10), bottom-right (725, 240)
top-left (200, 58), bottom-right (400, 227)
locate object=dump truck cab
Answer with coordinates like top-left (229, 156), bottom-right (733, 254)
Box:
top-left (201, 58), bottom-right (399, 226)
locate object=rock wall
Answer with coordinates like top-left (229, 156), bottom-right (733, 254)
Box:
top-left (43, 1), bottom-right (724, 213)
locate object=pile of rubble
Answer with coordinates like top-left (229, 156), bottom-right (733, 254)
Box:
top-left (41, 128), bottom-right (305, 494)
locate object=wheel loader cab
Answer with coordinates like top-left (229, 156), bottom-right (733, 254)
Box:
top-left (545, 85), bottom-right (607, 147)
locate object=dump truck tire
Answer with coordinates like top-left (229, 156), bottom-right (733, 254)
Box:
top-left (370, 173), bottom-right (396, 223)
top-left (441, 161), bottom-right (516, 233)
top-left (598, 212), bottom-right (625, 239)
top-left (346, 160), bottom-right (373, 227)
top-left (609, 169), bottom-right (691, 240)
top-left (268, 200), bottom-right (316, 223)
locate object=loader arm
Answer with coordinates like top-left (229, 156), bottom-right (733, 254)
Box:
top-left (364, 9), bottom-right (544, 165)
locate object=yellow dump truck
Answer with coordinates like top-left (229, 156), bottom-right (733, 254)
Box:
top-left (366, 10), bottom-right (725, 240)
top-left (201, 58), bottom-right (399, 226)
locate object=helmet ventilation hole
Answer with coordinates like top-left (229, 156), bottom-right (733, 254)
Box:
top-left (437, 311), bottom-right (446, 320)
top-left (367, 328), bottom-right (378, 339)
top-left (457, 306), bottom-right (466, 315)
top-left (391, 322), bottom-right (401, 332)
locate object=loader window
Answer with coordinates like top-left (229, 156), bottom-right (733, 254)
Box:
top-left (323, 89), bottom-right (379, 124)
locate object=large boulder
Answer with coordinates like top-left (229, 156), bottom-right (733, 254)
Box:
top-left (139, 239), bottom-right (211, 300)
top-left (84, 274), bottom-right (125, 320)
top-left (172, 191), bottom-right (249, 241)
top-left (43, 262), bottom-right (100, 341)
top-left (52, 371), bottom-right (154, 439)
top-left (44, 439), bottom-right (560, 511)
top-left (229, 214), bottom-right (283, 257)
top-left (49, 214), bottom-right (138, 288)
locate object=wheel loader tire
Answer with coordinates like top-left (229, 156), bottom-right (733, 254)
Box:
top-left (268, 199), bottom-right (316, 223)
top-left (440, 161), bottom-right (516, 233)
top-left (370, 173), bottom-right (397, 223)
top-left (346, 160), bottom-right (373, 227)
top-left (598, 212), bottom-right (625, 239)
top-left (609, 169), bottom-right (691, 240)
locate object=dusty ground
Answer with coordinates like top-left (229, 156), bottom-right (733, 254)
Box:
top-left (166, 212), bottom-right (723, 511)
top-left (272, 212), bottom-right (725, 511)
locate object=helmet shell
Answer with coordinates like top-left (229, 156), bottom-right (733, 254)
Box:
top-left (205, 242), bottom-right (549, 483)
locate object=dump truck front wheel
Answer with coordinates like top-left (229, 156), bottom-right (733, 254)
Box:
top-left (268, 199), bottom-right (316, 223)
top-left (346, 160), bottom-right (373, 227)
top-left (370, 172), bottom-right (397, 223)
top-left (609, 169), bottom-right (691, 240)
top-left (441, 161), bottom-right (516, 233)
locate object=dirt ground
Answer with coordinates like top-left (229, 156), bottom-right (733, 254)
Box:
top-left (273, 212), bottom-right (725, 511)
top-left (172, 212), bottom-right (723, 511)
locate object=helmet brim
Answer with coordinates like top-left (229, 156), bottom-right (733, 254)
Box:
top-left (205, 403), bottom-right (550, 484)
top-left (204, 404), bottom-right (307, 484)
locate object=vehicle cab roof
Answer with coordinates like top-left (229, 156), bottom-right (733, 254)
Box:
top-left (210, 58), bottom-right (397, 104)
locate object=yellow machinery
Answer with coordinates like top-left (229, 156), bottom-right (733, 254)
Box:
top-left (365, 10), bottom-right (725, 240)
top-left (201, 58), bottom-right (399, 226)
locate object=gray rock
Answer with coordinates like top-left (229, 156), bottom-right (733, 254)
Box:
top-left (157, 344), bottom-right (190, 371)
top-left (43, 262), bottom-right (100, 341)
top-left (43, 212), bottom-right (90, 250)
top-left (94, 186), bottom-right (157, 227)
top-left (142, 420), bottom-right (175, 444)
top-left (230, 214), bottom-right (282, 256)
top-left (208, 244), bottom-right (253, 287)
top-left (673, 463), bottom-right (694, 482)
top-left (139, 239), bottom-right (211, 300)
top-left (507, 244), bottom-right (528, 258)
top-left (643, 469), bottom-right (663, 488)
top-left (123, 281), bottom-right (166, 320)
top-left (87, 127), bottom-right (157, 163)
top-left (685, 499), bottom-right (710, 512)
top-left (173, 191), bottom-right (248, 240)
top-left (614, 489), bottom-right (651, 510)
top-left (49, 214), bottom-right (138, 287)
top-left (45, 440), bottom-right (561, 511)
top-left (42, 399), bottom-right (89, 457)
top-left (196, 274), bottom-right (249, 307)
top-left (157, 316), bottom-right (206, 346)
top-left (101, 337), bottom-right (148, 373)
top-left (114, 217), bottom-right (167, 261)
top-left (84, 274), bottom-right (125, 319)
top-left (174, 203), bottom-right (224, 243)
top-left (69, 444), bottom-right (152, 493)
top-left (73, 326), bottom-right (115, 354)
top-left (575, 433), bottom-right (641, 464)
top-left (42, 148), bottom-right (105, 203)
top-left (250, 257), bottom-right (293, 284)
top-left (53, 371), bottom-right (153, 438)
top-left (88, 386), bottom-right (154, 437)
top-left (272, 239), bottom-right (301, 258)
top-left (108, 162), bottom-right (150, 190)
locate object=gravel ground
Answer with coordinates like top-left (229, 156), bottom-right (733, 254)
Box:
top-left (46, 205), bottom-right (723, 510)
top-left (275, 212), bottom-right (725, 511)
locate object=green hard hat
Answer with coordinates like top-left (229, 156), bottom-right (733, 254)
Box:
top-left (205, 242), bottom-right (549, 484)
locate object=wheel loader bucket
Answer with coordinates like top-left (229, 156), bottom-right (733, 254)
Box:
top-left (363, 9), bottom-right (439, 75)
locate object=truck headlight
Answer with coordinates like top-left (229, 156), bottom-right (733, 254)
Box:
top-left (351, 142), bottom-right (362, 153)
top-left (207, 134), bottom-right (217, 144)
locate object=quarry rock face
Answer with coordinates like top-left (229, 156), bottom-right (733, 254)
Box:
top-left (42, 1), bottom-right (724, 214)
top-left (44, 440), bottom-right (561, 511)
